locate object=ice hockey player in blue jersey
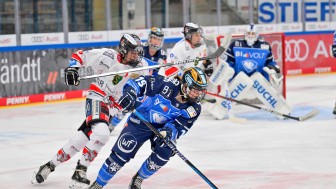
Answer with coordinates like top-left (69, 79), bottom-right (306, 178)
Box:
top-left (88, 67), bottom-right (208, 189)
top-left (207, 23), bottom-right (291, 120)
top-left (331, 30), bottom-right (336, 115)
top-left (143, 27), bottom-right (167, 75)
top-left (225, 23), bottom-right (280, 81)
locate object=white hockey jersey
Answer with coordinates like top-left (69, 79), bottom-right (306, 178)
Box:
top-left (70, 48), bottom-right (150, 111)
top-left (158, 38), bottom-right (207, 78)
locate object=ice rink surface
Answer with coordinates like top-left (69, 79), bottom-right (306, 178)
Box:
top-left (1, 73), bottom-right (336, 189)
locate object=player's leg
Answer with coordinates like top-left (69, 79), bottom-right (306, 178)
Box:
top-left (69, 99), bottom-right (111, 188)
top-left (32, 120), bottom-right (89, 184)
top-left (250, 72), bottom-right (292, 117)
top-left (208, 72), bottom-right (254, 119)
top-left (128, 138), bottom-right (173, 189)
top-left (89, 120), bottom-right (152, 188)
top-left (333, 101), bottom-right (336, 115)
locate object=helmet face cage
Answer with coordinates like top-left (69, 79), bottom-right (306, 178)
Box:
top-left (183, 23), bottom-right (204, 47)
top-left (245, 23), bottom-right (259, 46)
top-left (119, 34), bottom-right (144, 67)
top-left (148, 27), bottom-right (164, 50)
top-left (181, 67), bottom-right (208, 103)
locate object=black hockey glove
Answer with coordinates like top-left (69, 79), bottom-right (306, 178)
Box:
top-left (266, 65), bottom-right (281, 73)
top-left (203, 60), bottom-right (214, 77)
top-left (332, 44), bottom-right (336, 58)
top-left (64, 67), bottom-right (80, 86)
top-left (154, 123), bottom-right (178, 147)
top-left (118, 86), bottom-right (137, 113)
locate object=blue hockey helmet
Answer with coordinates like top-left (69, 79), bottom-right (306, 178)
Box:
top-left (148, 27), bottom-right (164, 50)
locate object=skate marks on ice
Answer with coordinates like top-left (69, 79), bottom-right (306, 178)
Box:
top-left (232, 105), bottom-right (328, 122)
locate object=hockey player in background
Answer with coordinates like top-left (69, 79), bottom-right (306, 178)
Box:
top-left (87, 67), bottom-right (208, 189)
top-left (331, 30), bottom-right (336, 115)
top-left (143, 26), bottom-right (167, 75)
top-left (158, 22), bottom-right (213, 78)
top-left (208, 23), bottom-right (291, 120)
top-left (31, 34), bottom-right (149, 188)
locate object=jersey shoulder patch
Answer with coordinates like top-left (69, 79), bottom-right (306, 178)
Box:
top-left (186, 106), bottom-right (198, 118)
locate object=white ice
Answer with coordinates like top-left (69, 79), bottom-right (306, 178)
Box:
top-left (0, 74), bottom-right (335, 189)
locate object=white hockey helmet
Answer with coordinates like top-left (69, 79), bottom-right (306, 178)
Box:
top-left (244, 23), bottom-right (259, 46)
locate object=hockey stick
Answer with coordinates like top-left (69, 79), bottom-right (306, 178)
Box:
top-left (133, 110), bottom-right (219, 189)
top-left (79, 33), bottom-right (232, 80)
top-left (206, 92), bottom-right (319, 121)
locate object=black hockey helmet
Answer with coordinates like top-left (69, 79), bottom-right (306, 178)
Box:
top-left (180, 67), bottom-right (208, 103)
top-left (182, 22), bottom-right (204, 47)
top-left (119, 33), bottom-right (144, 67)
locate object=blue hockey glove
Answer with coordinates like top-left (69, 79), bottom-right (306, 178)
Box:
top-left (154, 123), bottom-right (178, 147)
top-left (64, 66), bottom-right (80, 86)
top-left (118, 87), bottom-right (137, 113)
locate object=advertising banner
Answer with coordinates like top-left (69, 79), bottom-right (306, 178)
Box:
top-left (258, 0), bottom-right (336, 23)
top-left (285, 32), bottom-right (336, 75)
top-left (1, 31), bottom-right (336, 107)
top-left (0, 42), bottom-right (177, 107)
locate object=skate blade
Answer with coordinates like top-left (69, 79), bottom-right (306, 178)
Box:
top-left (31, 171), bottom-right (38, 184)
top-left (69, 180), bottom-right (90, 189)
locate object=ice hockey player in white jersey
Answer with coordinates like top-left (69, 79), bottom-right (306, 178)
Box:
top-left (208, 23), bottom-right (291, 120)
top-left (31, 33), bottom-right (149, 189)
top-left (331, 30), bottom-right (336, 115)
top-left (158, 22), bottom-right (213, 78)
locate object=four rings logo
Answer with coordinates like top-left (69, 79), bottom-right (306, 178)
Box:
top-left (31, 36), bottom-right (44, 43)
top-left (271, 39), bottom-right (310, 62)
top-left (285, 39), bottom-right (309, 62)
top-left (78, 34), bottom-right (90, 41)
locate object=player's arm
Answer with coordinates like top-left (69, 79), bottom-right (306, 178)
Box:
top-left (64, 50), bottom-right (85, 86)
top-left (64, 48), bottom-right (113, 86)
top-left (158, 46), bottom-right (183, 77)
top-left (224, 41), bottom-right (236, 67)
top-left (331, 31), bottom-right (336, 58)
top-left (262, 43), bottom-right (283, 88)
top-left (331, 44), bottom-right (336, 58)
top-left (153, 104), bottom-right (201, 147)
top-left (118, 75), bottom-right (164, 112)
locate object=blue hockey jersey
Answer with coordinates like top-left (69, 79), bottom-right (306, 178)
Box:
top-left (225, 39), bottom-right (277, 80)
top-left (143, 44), bottom-right (167, 63)
top-left (124, 75), bottom-right (201, 138)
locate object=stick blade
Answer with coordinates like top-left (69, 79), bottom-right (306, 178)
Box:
top-left (299, 109), bottom-right (319, 121)
top-left (229, 114), bottom-right (247, 124)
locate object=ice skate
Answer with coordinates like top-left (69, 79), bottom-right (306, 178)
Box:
top-left (69, 160), bottom-right (90, 189)
top-left (129, 172), bottom-right (144, 189)
top-left (333, 104), bottom-right (336, 115)
top-left (31, 161), bottom-right (55, 184)
top-left (88, 181), bottom-right (103, 189)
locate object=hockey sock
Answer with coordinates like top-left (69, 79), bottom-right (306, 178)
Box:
top-left (138, 155), bottom-right (165, 179)
top-left (95, 157), bottom-right (122, 186)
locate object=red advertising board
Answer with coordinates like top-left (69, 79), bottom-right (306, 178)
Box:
top-left (0, 90), bottom-right (88, 107)
top-left (285, 32), bottom-right (336, 75)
